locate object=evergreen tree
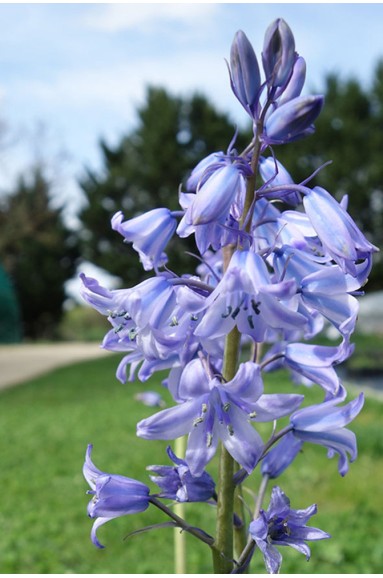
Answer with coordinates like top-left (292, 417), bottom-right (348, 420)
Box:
top-left (0, 166), bottom-right (80, 339)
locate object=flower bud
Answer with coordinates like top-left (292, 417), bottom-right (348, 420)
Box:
top-left (265, 94), bottom-right (324, 143)
top-left (230, 30), bottom-right (261, 115)
top-left (278, 55), bottom-right (306, 105)
top-left (262, 18), bottom-right (296, 89)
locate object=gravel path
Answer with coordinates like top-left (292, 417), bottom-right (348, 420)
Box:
top-left (0, 342), bottom-right (110, 391)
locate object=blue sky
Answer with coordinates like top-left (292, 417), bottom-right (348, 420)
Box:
top-left (1, 2), bottom-right (383, 227)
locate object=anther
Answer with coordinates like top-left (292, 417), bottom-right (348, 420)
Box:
top-left (221, 306), bottom-right (233, 319)
top-left (251, 299), bottom-right (261, 315)
top-left (193, 417), bottom-right (204, 427)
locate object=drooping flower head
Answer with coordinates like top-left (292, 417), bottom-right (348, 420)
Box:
top-left (290, 386), bottom-right (364, 476)
top-left (83, 445), bottom-right (151, 548)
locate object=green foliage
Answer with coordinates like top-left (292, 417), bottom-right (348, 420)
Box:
top-left (0, 354), bottom-right (382, 573)
top-left (78, 86), bottom-right (250, 286)
top-left (0, 166), bottom-right (80, 339)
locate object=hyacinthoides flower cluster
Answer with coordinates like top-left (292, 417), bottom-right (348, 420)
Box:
top-left (81, 19), bottom-right (378, 574)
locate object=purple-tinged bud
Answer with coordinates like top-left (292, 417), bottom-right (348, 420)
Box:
top-left (262, 18), bottom-right (296, 89)
top-left (265, 95), bottom-right (324, 143)
top-left (278, 56), bottom-right (307, 105)
top-left (230, 30), bottom-right (261, 115)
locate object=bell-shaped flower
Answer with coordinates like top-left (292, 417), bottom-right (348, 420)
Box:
top-left (111, 208), bottom-right (177, 271)
top-left (290, 386), bottom-right (364, 475)
top-left (229, 30), bottom-right (261, 117)
top-left (261, 432), bottom-right (303, 479)
top-left (303, 186), bottom-right (378, 276)
top-left (178, 163), bottom-right (246, 229)
top-left (282, 338), bottom-right (353, 395)
top-left (194, 250), bottom-right (308, 342)
top-left (137, 360), bottom-right (303, 476)
top-left (264, 95), bottom-right (324, 144)
top-left (83, 444), bottom-right (151, 548)
top-left (299, 265), bottom-right (362, 338)
top-left (147, 446), bottom-right (216, 503)
top-left (262, 18), bottom-right (296, 90)
top-left (249, 486), bottom-right (330, 574)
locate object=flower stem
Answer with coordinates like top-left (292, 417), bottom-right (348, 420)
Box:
top-left (234, 474), bottom-right (270, 573)
top-left (212, 325), bottom-right (241, 573)
top-left (174, 435), bottom-right (187, 574)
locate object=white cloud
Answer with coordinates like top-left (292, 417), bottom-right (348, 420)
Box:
top-left (83, 3), bottom-right (219, 33)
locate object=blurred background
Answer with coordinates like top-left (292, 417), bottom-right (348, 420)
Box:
top-left (0, 3), bottom-right (383, 574)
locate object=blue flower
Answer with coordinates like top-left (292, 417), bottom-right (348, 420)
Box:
top-left (178, 164), bottom-right (246, 228)
top-left (112, 208), bottom-right (177, 271)
top-left (261, 432), bottom-right (303, 479)
top-left (290, 386), bottom-right (364, 475)
top-left (282, 338), bottom-right (353, 395)
top-left (303, 187), bottom-right (378, 276)
top-left (194, 250), bottom-right (308, 342)
top-left (147, 446), bottom-right (216, 502)
top-left (137, 360), bottom-right (303, 476)
top-left (249, 486), bottom-right (330, 573)
top-left (83, 445), bottom-right (150, 548)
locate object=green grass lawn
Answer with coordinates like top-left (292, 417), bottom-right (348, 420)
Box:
top-left (0, 352), bottom-right (382, 573)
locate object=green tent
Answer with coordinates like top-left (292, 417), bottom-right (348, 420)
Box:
top-left (0, 264), bottom-right (22, 343)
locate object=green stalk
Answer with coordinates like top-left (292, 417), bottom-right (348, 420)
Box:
top-left (212, 118), bottom-right (265, 573)
top-left (174, 435), bottom-right (187, 574)
top-left (212, 326), bottom-right (240, 573)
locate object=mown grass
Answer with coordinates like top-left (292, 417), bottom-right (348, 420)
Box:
top-left (0, 352), bottom-right (382, 573)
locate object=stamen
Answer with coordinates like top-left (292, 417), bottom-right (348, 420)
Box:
top-left (231, 306), bottom-right (241, 319)
top-left (251, 299), bottom-right (261, 315)
top-left (128, 328), bottom-right (138, 340)
top-left (193, 417), bottom-right (204, 427)
top-left (222, 305), bottom-right (233, 319)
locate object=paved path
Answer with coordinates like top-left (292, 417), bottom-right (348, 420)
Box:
top-left (0, 342), bottom-right (110, 391)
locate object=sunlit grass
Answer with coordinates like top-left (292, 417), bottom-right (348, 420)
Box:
top-left (0, 352), bottom-right (382, 573)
